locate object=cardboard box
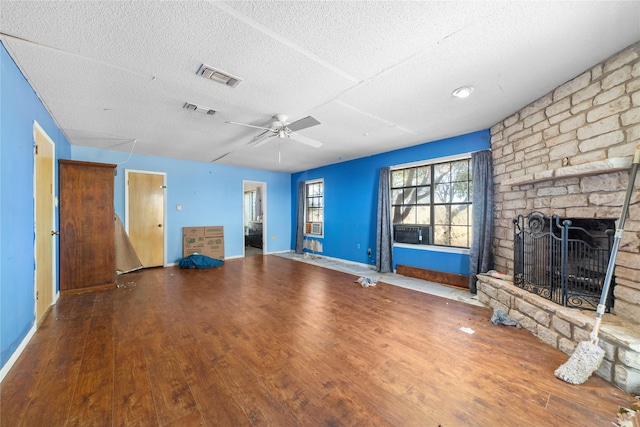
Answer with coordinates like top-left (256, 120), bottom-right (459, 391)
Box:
top-left (183, 227), bottom-right (224, 259)
top-left (203, 226), bottom-right (223, 237)
top-left (183, 227), bottom-right (204, 238)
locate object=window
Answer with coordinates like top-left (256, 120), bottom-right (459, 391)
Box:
top-left (305, 179), bottom-right (324, 236)
top-left (391, 157), bottom-right (472, 248)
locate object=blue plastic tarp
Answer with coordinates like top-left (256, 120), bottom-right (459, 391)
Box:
top-left (178, 254), bottom-right (224, 269)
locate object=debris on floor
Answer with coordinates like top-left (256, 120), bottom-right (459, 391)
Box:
top-left (491, 309), bottom-right (521, 328)
top-left (117, 281), bottom-right (137, 290)
top-left (616, 405), bottom-right (640, 427)
top-left (460, 327), bottom-right (475, 334)
top-left (356, 276), bottom-right (377, 287)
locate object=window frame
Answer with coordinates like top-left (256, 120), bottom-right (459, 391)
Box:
top-left (390, 153), bottom-right (472, 249)
top-left (304, 178), bottom-right (324, 237)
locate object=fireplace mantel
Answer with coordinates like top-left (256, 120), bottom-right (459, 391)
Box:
top-left (503, 157), bottom-right (631, 187)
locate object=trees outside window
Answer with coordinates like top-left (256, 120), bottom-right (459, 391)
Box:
top-left (391, 158), bottom-right (472, 248)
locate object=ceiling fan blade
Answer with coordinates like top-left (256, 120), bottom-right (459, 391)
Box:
top-left (250, 132), bottom-right (271, 147)
top-left (253, 134), bottom-right (277, 148)
top-left (251, 128), bottom-right (272, 142)
top-left (225, 121), bottom-right (275, 132)
top-left (289, 133), bottom-right (323, 148)
top-left (286, 116), bottom-right (320, 132)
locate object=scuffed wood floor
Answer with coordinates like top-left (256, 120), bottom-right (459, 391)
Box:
top-left (1, 255), bottom-right (632, 426)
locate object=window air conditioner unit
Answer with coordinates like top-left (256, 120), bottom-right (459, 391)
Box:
top-left (393, 225), bottom-right (430, 245)
top-left (311, 222), bottom-right (322, 235)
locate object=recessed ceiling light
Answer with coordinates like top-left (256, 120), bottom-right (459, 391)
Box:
top-left (452, 86), bottom-right (474, 98)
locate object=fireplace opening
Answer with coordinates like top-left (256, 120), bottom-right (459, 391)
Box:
top-left (513, 211), bottom-right (616, 311)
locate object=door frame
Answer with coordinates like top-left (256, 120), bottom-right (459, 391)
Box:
top-left (32, 121), bottom-right (57, 322)
top-left (124, 169), bottom-right (167, 266)
top-left (242, 180), bottom-right (267, 256)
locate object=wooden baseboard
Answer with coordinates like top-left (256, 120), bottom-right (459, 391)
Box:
top-left (396, 264), bottom-right (469, 289)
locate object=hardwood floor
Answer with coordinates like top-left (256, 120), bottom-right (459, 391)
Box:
top-left (1, 255), bottom-right (632, 426)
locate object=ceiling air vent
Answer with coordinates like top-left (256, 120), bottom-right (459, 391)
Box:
top-left (183, 102), bottom-right (216, 115)
top-left (196, 64), bottom-right (242, 88)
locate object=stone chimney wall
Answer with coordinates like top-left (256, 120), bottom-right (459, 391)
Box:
top-left (490, 42), bottom-right (640, 321)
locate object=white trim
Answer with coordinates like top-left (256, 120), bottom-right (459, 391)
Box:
top-left (0, 325), bottom-right (36, 383)
top-left (390, 152), bottom-right (472, 170)
top-left (124, 169), bottom-right (168, 266)
top-left (269, 249), bottom-right (292, 255)
top-left (393, 242), bottom-right (470, 255)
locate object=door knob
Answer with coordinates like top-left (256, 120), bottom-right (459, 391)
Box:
top-left (158, 224), bottom-right (163, 227)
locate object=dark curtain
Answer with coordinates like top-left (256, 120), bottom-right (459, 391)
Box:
top-left (469, 150), bottom-right (494, 293)
top-left (295, 181), bottom-right (305, 254)
top-left (376, 167), bottom-right (393, 272)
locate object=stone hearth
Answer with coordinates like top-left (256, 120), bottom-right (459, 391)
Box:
top-left (477, 274), bottom-right (640, 393)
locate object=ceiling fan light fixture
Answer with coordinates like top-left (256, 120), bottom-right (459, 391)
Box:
top-left (452, 86), bottom-right (474, 98)
top-left (196, 64), bottom-right (242, 88)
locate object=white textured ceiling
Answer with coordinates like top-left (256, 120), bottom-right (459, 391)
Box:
top-left (1, 1), bottom-right (638, 173)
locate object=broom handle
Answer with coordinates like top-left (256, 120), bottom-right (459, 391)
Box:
top-left (591, 146), bottom-right (640, 344)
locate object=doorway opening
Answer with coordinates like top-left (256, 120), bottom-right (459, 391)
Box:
top-left (243, 181), bottom-right (266, 257)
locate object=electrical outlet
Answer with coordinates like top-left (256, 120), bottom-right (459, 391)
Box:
top-left (367, 248), bottom-right (372, 256)
top-left (357, 244), bottom-right (360, 249)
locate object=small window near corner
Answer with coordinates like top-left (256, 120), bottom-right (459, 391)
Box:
top-left (305, 179), bottom-right (324, 237)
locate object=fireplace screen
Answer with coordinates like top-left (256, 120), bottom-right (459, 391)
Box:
top-left (513, 212), bottom-right (615, 311)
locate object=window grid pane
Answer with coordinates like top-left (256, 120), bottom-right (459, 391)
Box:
top-left (305, 181), bottom-right (324, 233)
top-left (392, 158), bottom-right (472, 248)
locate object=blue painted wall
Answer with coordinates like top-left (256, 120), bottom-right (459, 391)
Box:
top-left (0, 42), bottom-right (72, 368)
top-left (72, 146), bottom-right (292, 262)
top-left (291, 131), bottom-right (491, 275)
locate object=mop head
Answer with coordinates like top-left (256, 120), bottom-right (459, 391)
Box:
top-left (554, 341), bottom-right (605, 384)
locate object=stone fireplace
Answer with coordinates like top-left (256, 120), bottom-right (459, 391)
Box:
top-left (483, 42), bottom-right (640, 392)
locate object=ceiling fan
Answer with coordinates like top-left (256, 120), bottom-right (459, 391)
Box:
top-left (226, 114), bottom-right (324, 148)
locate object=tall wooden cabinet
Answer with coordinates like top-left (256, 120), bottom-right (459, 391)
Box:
top-left (59, 160), bottom-right (116, 294)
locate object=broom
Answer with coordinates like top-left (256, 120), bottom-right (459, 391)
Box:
top-left (555, 146), bottom-right (640, 384)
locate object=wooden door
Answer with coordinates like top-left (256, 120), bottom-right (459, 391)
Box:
top-left (127, 171), bottom-right (165, 267)
top-left (34, 123), bottom-right (55, 322)
top-left (59, 160), bottom-right (116, 293)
